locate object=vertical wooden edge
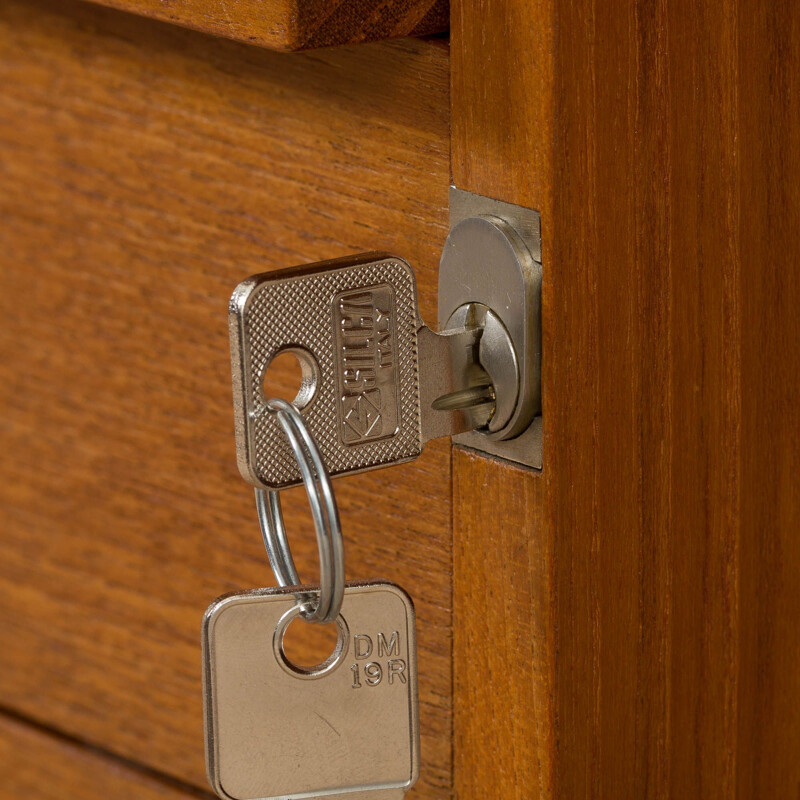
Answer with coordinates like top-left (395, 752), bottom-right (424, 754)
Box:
top-left (736, 4), bottom-right (800, 796)
top-left (452, 449), bottom-right (554, 799)
top-left (451, 0), bottom-right (555, 211)
top-left (450, 1), bottom-right (556, 798)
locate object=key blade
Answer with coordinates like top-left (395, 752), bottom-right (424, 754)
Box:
top-left (417, 325), bottom-right (494, 443)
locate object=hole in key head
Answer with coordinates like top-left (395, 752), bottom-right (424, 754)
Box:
top-left (274, 605), bottom-right (350, 680)
top-left (282, 615), bottom-right (340, 668)
top-left (262, 347), bottom-right (319, 409)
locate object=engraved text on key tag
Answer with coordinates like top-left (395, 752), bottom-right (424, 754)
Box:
top-left (229, 253), bottom-right (492, 489)
top-left (202, 581), bottom-right (419, 800)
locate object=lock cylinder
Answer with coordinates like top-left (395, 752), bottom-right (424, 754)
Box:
top-left (438, 188), bottom-right (543, 468)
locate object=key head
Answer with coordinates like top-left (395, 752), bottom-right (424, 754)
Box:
top-left (202, 581), bottom-right (419, 800)
top-left (230, 254), bottom-right (423, 489)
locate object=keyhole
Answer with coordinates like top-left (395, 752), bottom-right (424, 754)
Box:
top-left (262, 347), bottom-right (319, 409)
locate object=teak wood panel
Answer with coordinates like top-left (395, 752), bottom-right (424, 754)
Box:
top-left (451, 2), bottom-right (554, 797)
top-left (452, 0), bottom-right (800, 798)
top-left (0, 1), bottom-right (451, 796)
top-left (85, 0), bottom-right (448, 51)
top-left (0, 714), bottom-right (211, 800)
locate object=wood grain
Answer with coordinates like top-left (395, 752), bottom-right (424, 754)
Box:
top-left (451, 0), bottom-right (553, 212)
top-left (452, 0), bottom-right (800, 798)
top-left (0, 713), bottom-right (211, 800)
top-left (451, 2), bottom-right (555, 798)
top-left (85, 0), bottom-right (448, 51)
top-left (453, 454), bottom-right (552, 799)
top-left (737, 2), bottom-right (800, 794)
top-left (0, 1), bottom-right (451, 797)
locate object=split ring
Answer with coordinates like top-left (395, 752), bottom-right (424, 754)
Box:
top-left (255, 398), bottom-right (345, 625)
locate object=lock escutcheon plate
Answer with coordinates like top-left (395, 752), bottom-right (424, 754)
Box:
top-left (439, 187), bottom-right (543, 469)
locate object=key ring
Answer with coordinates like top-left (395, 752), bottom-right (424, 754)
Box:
top-left (255, 398), bottom-right (345, 625)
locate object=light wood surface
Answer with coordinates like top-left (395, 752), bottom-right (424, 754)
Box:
top-left (85, 0), bottom-right (448, 51)
top-left (0, 714), bottom-right (210, 800)
top-left (451, 0), bottom-right (800, 798)
top-left (0, 1), bottom-right (451, 797)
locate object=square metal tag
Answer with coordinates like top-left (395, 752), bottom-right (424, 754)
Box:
top-left (202, 581), bottom-right (418, 800)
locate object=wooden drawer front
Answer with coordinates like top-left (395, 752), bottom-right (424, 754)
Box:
top-left (0, 1), bottom-right (451, 796)
top-left (0, 716), bottom-right (203, 800)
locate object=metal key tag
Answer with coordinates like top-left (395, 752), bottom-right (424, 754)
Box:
top-left (202, 581), bottom-right (419, 800)
top-left (230, 253), bottom-right (493, 489)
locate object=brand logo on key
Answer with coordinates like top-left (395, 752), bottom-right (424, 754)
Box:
top-left (333, 285), bottom-right (400, 445)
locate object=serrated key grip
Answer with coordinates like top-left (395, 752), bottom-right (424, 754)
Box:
top-left (229, 254), bottom-right (423, 489)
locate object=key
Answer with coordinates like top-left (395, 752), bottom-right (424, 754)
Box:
top-left (229, 253), bottom-right (494, 489)
top-left (202, 580), bottom-right (418, 800)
